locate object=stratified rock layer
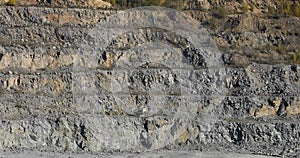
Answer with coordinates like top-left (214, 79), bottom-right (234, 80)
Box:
top-left (0, 6), bottom-right (299, 157)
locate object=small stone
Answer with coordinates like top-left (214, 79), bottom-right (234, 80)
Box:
top-left (142, 107), bottom-right (148, 113)
top-left (41, 16), bottom-right (47, 24)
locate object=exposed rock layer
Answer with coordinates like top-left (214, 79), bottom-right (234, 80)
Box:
top-left (0, 6), bottom-right (299, 158)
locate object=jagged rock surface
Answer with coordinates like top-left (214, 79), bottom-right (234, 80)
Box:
top-left (0, 6), bottom-right (299, 158)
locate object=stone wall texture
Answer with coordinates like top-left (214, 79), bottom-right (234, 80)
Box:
top-left (0, 6), bottom-right (299, 157)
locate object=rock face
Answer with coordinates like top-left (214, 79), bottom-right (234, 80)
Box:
top-left (0, 0), bottom-right (113, 9)
top-left (0, 6), bottom-right (299, 157)
top-left (49, 0), bottom-right (113, 9)
top-left (0, 150), bottom-right (275, 158)
top-left (184, 0), bottom-right (300, 65)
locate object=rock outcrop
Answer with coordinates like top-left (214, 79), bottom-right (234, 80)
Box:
top-left (0, 6), bottom-right (299, 157)
top-left (0, 0), bottom-right (113, 8)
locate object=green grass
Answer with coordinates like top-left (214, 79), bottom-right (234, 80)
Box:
top-left (291, 51), bottom-right (300, 64)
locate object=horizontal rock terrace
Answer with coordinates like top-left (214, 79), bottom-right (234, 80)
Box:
top-left (0, 6), bottom-right (299, 157)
